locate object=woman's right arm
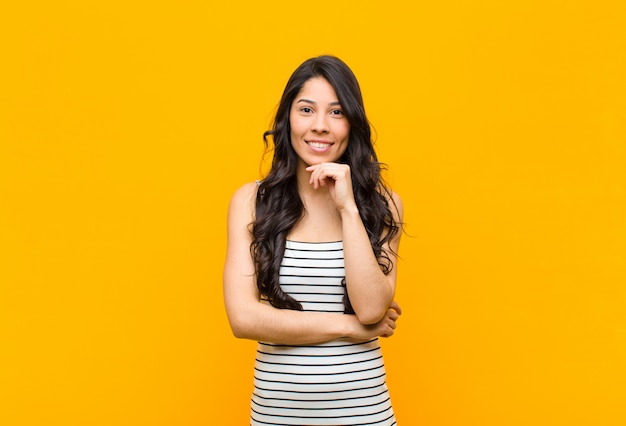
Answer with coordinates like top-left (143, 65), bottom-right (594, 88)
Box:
top-left (223, 182), bottom-right (400, 345)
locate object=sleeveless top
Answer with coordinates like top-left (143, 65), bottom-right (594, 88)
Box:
top-left (250, 240), bottom-right (397, 425)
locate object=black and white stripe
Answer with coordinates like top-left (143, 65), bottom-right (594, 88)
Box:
top-left (251, 240), bottom-right (396, 425)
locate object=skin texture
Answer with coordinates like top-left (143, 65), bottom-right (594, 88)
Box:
top-left (223, 77), bottom-right (403, 344)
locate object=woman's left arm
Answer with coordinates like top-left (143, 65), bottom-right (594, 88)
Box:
top-left (307, 163), bottom-right (404, 325)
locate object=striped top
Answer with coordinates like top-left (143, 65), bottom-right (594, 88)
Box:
top-left (251, 240), bottom-right (396, 426)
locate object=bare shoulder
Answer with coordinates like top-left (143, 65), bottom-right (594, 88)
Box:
top-left (391, 191), bottom-right (404, 223)
top-left (389, 190), bottom-right (402, 207)
top-left (230, 181), bottom-right (258, 203)
top-left (228, 182), bottom-right (259, 221)
top-left (381, 188), bottom-right (403, 222)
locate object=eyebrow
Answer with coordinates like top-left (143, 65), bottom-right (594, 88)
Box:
top-left (296, 98), bottom-right (342, 106)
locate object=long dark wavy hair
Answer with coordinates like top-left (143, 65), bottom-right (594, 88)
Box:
top-left (251, 55), bottom-right (400, 312)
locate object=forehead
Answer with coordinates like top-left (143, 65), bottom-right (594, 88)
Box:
top-left (295, 77), bottom-right (339, 103)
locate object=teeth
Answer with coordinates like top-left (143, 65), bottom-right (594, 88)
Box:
top-left (308, 142), bottom-right (331, 149)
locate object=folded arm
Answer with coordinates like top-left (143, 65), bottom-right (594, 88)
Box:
top-left (222, 182), bottom-right (400, 345)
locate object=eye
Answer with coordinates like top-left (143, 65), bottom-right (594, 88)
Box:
top-left (300, 107), bottom-right (313, 113)
top-left (330, 109), bottom-right (344, 116)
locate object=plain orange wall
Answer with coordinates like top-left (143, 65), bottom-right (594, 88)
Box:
top-left (1, 1), bottom-right (625, 425)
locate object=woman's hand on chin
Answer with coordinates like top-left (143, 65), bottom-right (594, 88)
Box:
top-left (305, 162), bottom-right (357, 213)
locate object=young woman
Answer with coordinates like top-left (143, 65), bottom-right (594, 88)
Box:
top-left (223, 55), bottom-right (403, 425)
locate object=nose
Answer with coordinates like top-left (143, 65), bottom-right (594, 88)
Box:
top-left (311, 113), bottom-right (329, 133)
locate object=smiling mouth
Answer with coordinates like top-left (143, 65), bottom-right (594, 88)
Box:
top-left (306, 140), bottom-right (333, 149)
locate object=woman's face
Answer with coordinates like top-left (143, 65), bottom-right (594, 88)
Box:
top-left (289, 77), bottom-right (350, 168)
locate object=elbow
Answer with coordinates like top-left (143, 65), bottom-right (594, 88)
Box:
top-left (352, 294), bottom-right (395, 325)
top-left (229, 322), bottom-right (247, 339)
top-left (226, 313), bottom-right (254, 340)
top-left (347, 281), bottom-right (395, 325)
top-left (354, 308), bottom-right (386, 325)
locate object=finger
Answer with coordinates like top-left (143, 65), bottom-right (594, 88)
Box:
top-left (389, 301), bottom-right (402, 316)
top-left (311, 168), bottom-right (331, 188)
top-left (311, 172), bottom-right (324, 189)
top-left (306, 165), bottom-right (326, 186)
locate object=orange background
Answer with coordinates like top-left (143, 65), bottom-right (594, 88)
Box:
top-left (1, 1), bottom-right (625, 425)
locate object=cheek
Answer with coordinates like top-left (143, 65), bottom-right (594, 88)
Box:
top-left (340, 123), bottom-right (351, 141)
top-left (289, 115), bottom-right (304, 136)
